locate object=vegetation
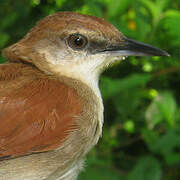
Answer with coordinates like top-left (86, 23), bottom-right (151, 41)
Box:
top-left (0, 0), bottom-right (180, 179)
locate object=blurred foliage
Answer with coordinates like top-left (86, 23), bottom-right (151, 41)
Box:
top-left (0, 0), bottom-right (180, 179)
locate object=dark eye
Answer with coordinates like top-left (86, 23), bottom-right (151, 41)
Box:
top-left (67, 34), bottom-right (88, 50)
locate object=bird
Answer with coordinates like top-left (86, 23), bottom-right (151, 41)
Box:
top-left (0, 11), bottom-right (169, 180)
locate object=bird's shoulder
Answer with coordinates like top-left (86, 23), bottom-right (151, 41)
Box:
top-left (0, 62), bottom-right (82, 159)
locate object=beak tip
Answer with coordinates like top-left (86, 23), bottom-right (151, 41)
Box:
top-left (160, 51), bottom-right (171, 57)
top-left (156, 48), bottom-right (171, 57)
top-left (165, 52), bottom-right (171, 57)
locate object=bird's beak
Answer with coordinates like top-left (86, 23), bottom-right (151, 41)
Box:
top-left (102, 37), bottom-right (170, 57)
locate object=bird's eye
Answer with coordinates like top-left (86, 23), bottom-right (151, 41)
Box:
top-left (67, 34), bottom-right (88, 50)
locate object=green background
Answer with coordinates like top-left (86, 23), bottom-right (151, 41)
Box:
top-left (0, 0), bottom-right (180, 179)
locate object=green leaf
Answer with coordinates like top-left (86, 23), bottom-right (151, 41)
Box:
top-left (0, 13), bottom-right (18, 30)
top-left (164, 9), bottom-right (180, 18)
top-left (127, 156), bottom-right (162, 180)
top-left (142, 129), bottom-right (159, 152)
top-left (55, 0), bottom-right (66, 8)
top-left (100, 74), bottom-right (152, 99)
top-left (163, 9), bottom-right (180, 46)
top-left (165, 153), bottom-right (180, 165)
top-left (105, 0), bottom-right (131, 17)
top-left (145, 128), bottom-right (180, 155)
top-left (141, 0), bottom-right (169, 26)
top-left (145, 91), bottom-right (177, 127)
top-left (0, 56), bottom-right (7, 63)
top-left (78, 157), bottom-right (124, 180)
top-left (156, 92), bottom-right (176, 126)
top-left (0, 31), bottom-right (9, 48)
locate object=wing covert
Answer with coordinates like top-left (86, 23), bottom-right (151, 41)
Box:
top-left (0, 63), bottom-right (82, 158)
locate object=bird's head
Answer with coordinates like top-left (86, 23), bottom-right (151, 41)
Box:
top-left (3, 12), bottom-right (169, 85)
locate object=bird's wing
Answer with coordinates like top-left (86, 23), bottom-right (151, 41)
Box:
top-left (0, 63), bottom-right (81, 159)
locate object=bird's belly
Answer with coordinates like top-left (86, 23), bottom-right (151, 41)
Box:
top-left (0, 150), bottom-right (83, 180)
